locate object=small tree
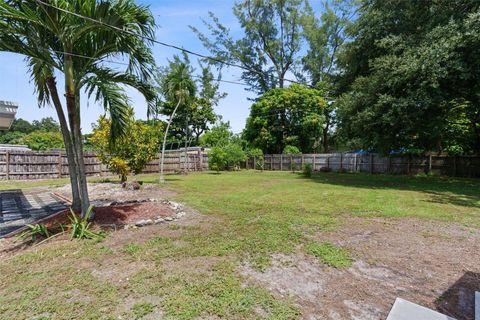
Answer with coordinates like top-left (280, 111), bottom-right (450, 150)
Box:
top-left (20, 131), bottom-right (64, 151)
top-left (283, 145), bottom-right (301, 155)
top-left (224, 144), bottom-right (247, 170)
top-left (90, 110), bottom-right (161, 182)
top-left (208, 147), bottom-right (227, 173)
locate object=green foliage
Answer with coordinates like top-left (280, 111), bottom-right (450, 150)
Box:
top-left (244, 84), bottom-right (326, 153)
top-left (132, 302), bottom-right (154, 319)
top-left (90, 109), bottom-right (161, 181)
top-left (200, 120), bottom-right (233, 148)
top-left (283, 145), bottom-right (301, 155)
top-left (68, 207), bottom-right (104, 240)
top-left (17, 224), bottom-right (49, 241)
top-left (223, 144), bottom-right (247, 170)
top-left (19, 131), bottom-right (64, 151)
top-left (338, 0), bottom-right (480, 154)
top-left (305, 242), bottom-right (352, 268)
top-left (157, 55), bottom-right (223, 146)
top-left (191, 0), bottom-right (306, 94)
top-left (302, 163), bottom-right (313, 177)
top-left (208, 147), bottom-right (227, 172)
top-left (247, 148), bottom-right (264, 170)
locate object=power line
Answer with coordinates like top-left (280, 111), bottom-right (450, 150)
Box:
top-left (50, 50), bottom-right (250, 87)
top-left (35, 0), bottom-right (307, 88)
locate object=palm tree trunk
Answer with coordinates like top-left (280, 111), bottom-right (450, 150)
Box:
top-left (65, 54), bottom-right (91, 219)
top-left (160, 99), bottom-right (182, 183)
top-left (46, 76), bottom-right (81, 212)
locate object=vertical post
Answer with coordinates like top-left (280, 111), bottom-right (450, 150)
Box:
top-left (313, 154), bottom-right (316, 171)
top-left (326, 155), bottom-right (329, 171)
top-left (301, 154), bottom-right (304, 169)
top-left (253, 156), bottom-right (257, 170)
top-left (340, 153), bottom-right (343, 172)
top-left (428, 154), bottom-right (432, 174)
top-left (453, 155), bottom-right (457, 177)
top-left (370, 153), bottom-right (374, 174)
top-left (388, 156), bottom-right (392, 174)
top-left (280, 154), bottom-right (283, 171)
top-left (407, 155), bottom-right (411, 175)
top-left (58, 152), bottom-right (62, 178)
top-left (198, 149), bottom-right (203, 171)
top-left (290, 155), bottom-right (293, 172)
top-left (5, 151), bottom-right (10, 180)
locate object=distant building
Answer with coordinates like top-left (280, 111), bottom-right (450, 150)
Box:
top-left (0, 100), bottom-right (18, 131)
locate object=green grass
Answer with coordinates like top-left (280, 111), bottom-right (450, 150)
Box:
top-left (132, 302), bottom-right (155, 319)
top-left (305, 242), bottom-right (353, 268)
top-left (1, 171), bottom-right (479, 319)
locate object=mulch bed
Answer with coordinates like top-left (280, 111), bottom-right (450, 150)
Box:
top-left (42, 202), bottom-right (177, 229)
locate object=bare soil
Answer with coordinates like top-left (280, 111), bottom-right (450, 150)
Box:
top-left (240, 217), bottom-right (480, 320)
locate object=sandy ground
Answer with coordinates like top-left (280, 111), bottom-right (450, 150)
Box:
top-left (239, 217), bottom-right (480, 320)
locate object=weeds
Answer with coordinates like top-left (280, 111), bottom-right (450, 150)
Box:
top-left (17, 223), bottom-right (49, 241)
top-left (68, 206), bottom-right (104, 240)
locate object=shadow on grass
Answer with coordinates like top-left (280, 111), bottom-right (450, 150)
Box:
top-left (298, 172), bottom-right (480, 209)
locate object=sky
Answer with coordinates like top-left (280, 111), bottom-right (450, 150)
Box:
top-left (0, 0), bottom-right (322, 134)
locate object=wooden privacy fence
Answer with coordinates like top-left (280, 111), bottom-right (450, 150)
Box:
top-left (246, 153), bottom-right (480, 178)
top-left (0, 149), bottom-right (208, 181)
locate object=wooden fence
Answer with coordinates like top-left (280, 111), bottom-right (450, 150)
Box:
top-left (0, 149), bottom-right (208, 180)
top-left (246, 153), bottom-right (480, 178)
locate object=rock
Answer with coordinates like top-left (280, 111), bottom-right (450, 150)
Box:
top-left (135, 219), bottom-right (153, 227)
top-left (154, 218), bottom-right (165, 224)
top-left (164, 217), bottom-right (174, 222)
top-left (176, 211), bottom-right (186, 218)
top-left (122, 181), bottom-right (142, 190)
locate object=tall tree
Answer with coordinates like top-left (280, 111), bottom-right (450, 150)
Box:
top-left (0, 0), bottom-right (157, 217)
top-left (243, 84), bottom-right (326, 153)
top-left (191, 0), bottom-right (306, 94)
top-left (157, 57), bottom-right (196, 183)
top-left (337, 0), bottom-right (480, 154)
top-left (300, 0), bottom-right (358, 152)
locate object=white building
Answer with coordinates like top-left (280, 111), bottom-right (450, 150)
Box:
top-left (0, 100), bottom-right (18, 131)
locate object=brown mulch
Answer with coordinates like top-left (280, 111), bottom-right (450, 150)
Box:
top-left (41, 202), bottom-right (176, 228)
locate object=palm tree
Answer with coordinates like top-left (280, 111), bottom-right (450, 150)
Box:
top-left (158, 60), bottom-right (196, 183)
top-left (0, 0), bottom-right (157, 218)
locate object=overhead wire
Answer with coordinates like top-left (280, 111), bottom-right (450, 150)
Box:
top-left (35, 0), bottom-right (308, 88)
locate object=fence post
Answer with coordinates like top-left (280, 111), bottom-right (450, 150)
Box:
top-left (453, 155), bottom-right (457, 177)
top-left (340, 153), bottom-right (343, 171)
top-left (301, 154), bottom-right (304, 169)
top-left (370, 153), bottom-right (374, 174)
top-left (313, 154), bottom-right (316, 171)
top-left (290, 155), bottom-right (293, 172)
top-left (280, 154), bottom-right (283, 171)
top-left (253, 156), bottom-right (256, 170)
top-left (388, 156), bottom-right (392, 174)
top-left (326, 155), bottom-right (329, 171)
top-left (58, 152), bottom-right (62, 178)
top-left (428, 154), bottom-right (432, 173)
top-left (5, 151), bottom-right (10, 180)
top-left (198, 149), bottom-right (203, 171)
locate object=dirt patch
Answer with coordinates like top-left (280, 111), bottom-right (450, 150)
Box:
top-left (240, 217), bottom-right (480, 320)
top-left (54, 182), bottom-right (176, 206)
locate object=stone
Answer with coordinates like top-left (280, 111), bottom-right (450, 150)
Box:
top-left (135, 219), bottom-right (153, 227)
top-left (154, 218), bottom-right (165, 224)
top-left (176, 211), bottom-right (186, 218)
top-left (122, 181), bottom-right (142, 190)
top-left (164, 217), bottom-right (174, 222)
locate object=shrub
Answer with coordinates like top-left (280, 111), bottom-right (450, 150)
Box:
top-left (302, 163), bottom-right (313, 177)
top-left (224, 143), bottom-right (247, 170)
top-left (248, 147), bottom-right (264, 170)
top-left (283, 145), bottom-right (301, 155)
top-left (68, 206), bottom-right (104, 240)
top-left (208, 147), bottom-right (227, 172)
top-left (19, 131), bottom-right (64, 151)
top-left (17, 223), bottom-right (49, 241)
top-left (90, 110), bottom-right (161, 181)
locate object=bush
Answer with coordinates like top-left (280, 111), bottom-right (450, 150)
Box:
top-left (90, 110), bottom-right (161, 181)
top-left (208, 147), bottom-right (227, 172)
top-left (19, 131), bottom-right (64, 150)
top-left (302, 163), bottom-right (313, 177)
top-left (224, 144), bottom-right (247, 170)
top-left (283, 145), bottom-right (301, 155)
top-left (248, 148), bottom-right (264, 170)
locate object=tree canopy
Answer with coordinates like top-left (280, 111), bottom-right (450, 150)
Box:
top-left (243, 84), bottom-right (326, 153)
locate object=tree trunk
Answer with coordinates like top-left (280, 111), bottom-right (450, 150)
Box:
top-left (64, 53), bottom-right (91, 219)
top-left (160, 99), bottom-right (182, 183)
top-left (46, 76), bottom-right (81, 212)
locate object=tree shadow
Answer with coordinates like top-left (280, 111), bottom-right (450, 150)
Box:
top-left (298, 173), bottom-right (480, 209)
top-left (435, 271), bottom-right (480, 320)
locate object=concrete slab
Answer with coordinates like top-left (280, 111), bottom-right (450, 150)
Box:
top-left (387, 298), bottom-right (456, 320)
top-left (476, 292), bottom-right (479, 320)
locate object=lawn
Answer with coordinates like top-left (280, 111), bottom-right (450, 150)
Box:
top-left (0, 171), bottom-right (479, 319)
